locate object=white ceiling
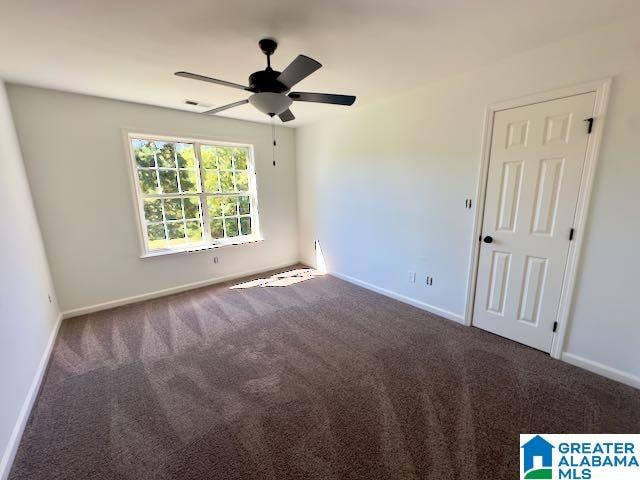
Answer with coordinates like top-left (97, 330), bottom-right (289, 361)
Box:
top-left (0, 0), bottom-right (638, 126)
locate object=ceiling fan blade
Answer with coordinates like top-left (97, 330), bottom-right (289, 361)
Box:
top-left (278, 109), bottom-right (295, 122)
top-left (276, 55), bottom-right (322, 88)
top-left (202, 99), bottom-right (249, 115)
top-left (175, 71), bottom-right (251, 91)
top-left (289, 92), bottom-right (356, 106)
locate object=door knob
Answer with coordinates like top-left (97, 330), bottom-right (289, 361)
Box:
top-left (483, 235), bottom-right (493, 244)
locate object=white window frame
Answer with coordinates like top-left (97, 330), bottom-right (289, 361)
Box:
top-left (125, 132), bottom-right (262, 258)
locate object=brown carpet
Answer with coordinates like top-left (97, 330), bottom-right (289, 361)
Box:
top-left (9, 267), bottom-right (640, 479)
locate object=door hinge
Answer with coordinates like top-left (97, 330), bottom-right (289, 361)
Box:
top-left (553, 321), bottom-right (558, 333)
top-left (584, 117), bottom-right (594, 134)
top-left (569, 228), bottom-right (575, 241)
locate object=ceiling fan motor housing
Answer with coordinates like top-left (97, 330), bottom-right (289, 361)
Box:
top-left (248, 69), bottom-right (288, 93)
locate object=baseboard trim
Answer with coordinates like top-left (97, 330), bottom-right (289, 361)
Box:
top-left (331, 271), bottom-right (465, 324)
top-left (561, 352), bottom-right (640, 389)
top-left (0, 312), bottom-right (62, 480)
top-left (332, 272), bottom-right (638, 388)
top-left (62, 261), bottom-right (298, 319)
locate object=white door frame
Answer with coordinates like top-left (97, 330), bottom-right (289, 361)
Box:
top-left (464, 78), bottom-right (612, 359)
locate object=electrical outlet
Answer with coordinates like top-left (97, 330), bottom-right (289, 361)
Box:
top-left (408, 271), bottom-right (416, 283)
top-left (48, 294), bottom-right (52, 303)
top-left (425, 276), bottom-right (434, 286)
top-left (213, 256), bottom-right (219, 264)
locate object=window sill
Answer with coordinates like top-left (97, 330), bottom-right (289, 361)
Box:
top-left (140, 236), bottom-right (264, 258)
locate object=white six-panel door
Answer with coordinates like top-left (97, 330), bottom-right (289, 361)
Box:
top-left (473, 92), bottom-right (595, 352)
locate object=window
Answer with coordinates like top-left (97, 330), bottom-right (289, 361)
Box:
top-left (127, 134), bottom-right (260, 255)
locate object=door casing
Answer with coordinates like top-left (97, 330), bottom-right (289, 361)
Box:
top-left (464, 78), bottom-right (611, 359)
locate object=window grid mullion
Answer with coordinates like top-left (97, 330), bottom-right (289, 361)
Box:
top-left (195, 142), bottom-right (213, 243)
top-left (174, 146), bottom-right (182, 195)
top-left (234, 197), bottom-right (240, 235)
top-left (181, 198), bottom-right (188, 241)
top-left (149, 218), bottom-right (186, 225)
top-left (216, 148), bottom-right (223, 193)
top-left (231, 151), bottom-right (238, 191)
top-left (154, 144), bottom-right (169, 243)
top-left (175, 153), bottom-right (186, 241)
top-left (153, 147), bottom-right (162, 198)
top-left (160, 197), bottom-right (169, 242)
top-left (221, 199), bottom-right (228, 238)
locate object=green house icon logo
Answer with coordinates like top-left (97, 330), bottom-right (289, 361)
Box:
top-left (521, 435), bottom-right (554, 479)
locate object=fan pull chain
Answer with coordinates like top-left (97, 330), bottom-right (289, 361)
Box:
top-left (271, 120), bottom-right (276, 166)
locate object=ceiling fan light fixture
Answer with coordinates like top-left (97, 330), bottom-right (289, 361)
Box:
top-left (175, 39), bottom-right (356, 121)
top-left (248, 92), bottom-right (292, 116)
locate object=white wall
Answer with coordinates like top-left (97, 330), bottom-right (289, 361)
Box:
top-left (0, 81), bottom-right (60, 478)
top-left (7, 86), bottom-right (299, 313)
top-left (296, 19), bottom-right (640, 384)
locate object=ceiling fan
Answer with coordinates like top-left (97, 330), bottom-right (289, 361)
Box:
top-left (175, 38), bottom-right (356, 122)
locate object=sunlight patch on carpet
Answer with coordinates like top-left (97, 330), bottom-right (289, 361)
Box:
top-left (230, 268), bottom-right (324, 289)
